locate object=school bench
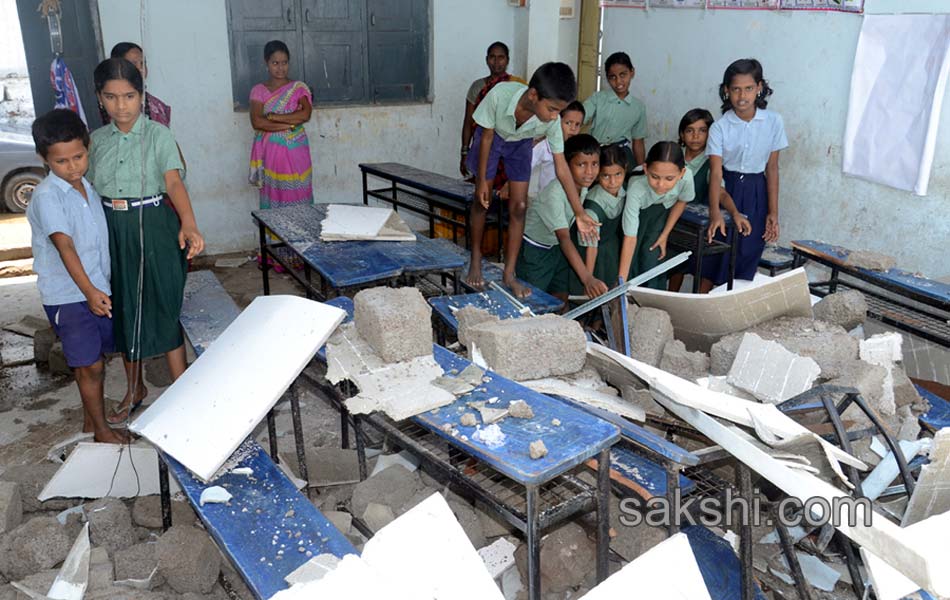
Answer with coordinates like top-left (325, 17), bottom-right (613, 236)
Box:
top-left (791, 240), bottom-right (950, 348)
top-left (759, 244), bottom-right (795, 276)
top-left (157, 270), bottom-right (357, 599)
top-left (667, 201), bottom-right (739, 292)
top-left (252, 203), bottom-right (465, 300)
top-left (917, 384), bottom-right (950, 433)
top-left (360, 162), bottom-right (505, 258)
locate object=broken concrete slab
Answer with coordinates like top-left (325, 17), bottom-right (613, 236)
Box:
top-left (727, 333), bottom-right (821, 404)
top-left (466, 314), bottom-right (586, 381)
top-left (114, 541), bottom-right (162, 589)
top-left (304, 448), bottom-right (361, 488)
top-left (354, 287), bottom-right (432, 363)
top-left (156, 525), bottom-right (221, 594)
top-left (697, 376), bottom-right (756, 400)
top-left (324, 511), bottom-right (353, 536)
top-left (861, 332), bottom-right (903, 366)
top-left (2, 316), bottom-right (49, 338)
top-left (130, 496), bottom-right (196, 530)
top-left (131, 296), bottom-right (346, 482)
top-left (523, 371), bottom-right (646, 422)
top-left (903, 428), bottom-right (950, 526)
top-left (630, 267), bottom-right (813, 352)
top-left (455, 306), bottom-right (498, 349)
top-left (362, 503), bottom-right (396, 532)
top-left (86, 498), bottom-right (136, 555)
top-left (813, 290), bottom-right (867, 331)
top-left (32, 327), bottom-right (55, 364)
top-left (515, 521), bottom-right (594, 594)
top-left (0, 483), bottom-right (21, 536)
top-left (659, 339), bottom-right (709, 381)
top-left (628, 306), bottom-right (674, 367)
top-left (829, 359), bottom-right (889, 425)
top-left (320, 204), bottom-right (415, 242)
top-left (0, 517), bottom-right (72, 580)
top-left (846, 249), bottom-right (897, 272)
top-left (350, 465), bottom-right (426, 517)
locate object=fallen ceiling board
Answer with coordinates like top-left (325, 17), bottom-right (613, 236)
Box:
top-left (39, 442), bottom-right (181, 500)
top-left (629, 268), bottom-right (813, 352)
top-left (902, 427), bottom-right (950, 526)
top-left (130, 296), bottom-right (345, 482)
top-left (320, 204), bottom-right (415, 242)
top-left (580, 532), bottom-right (710, 600)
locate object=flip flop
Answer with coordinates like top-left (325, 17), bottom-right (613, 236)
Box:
top-left (106, 398), bottom-right (144, 426)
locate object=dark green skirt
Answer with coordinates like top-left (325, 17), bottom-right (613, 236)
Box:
top-left (515, 240), bottom-right (569, 294)
top-left (628, 203), bottom-right (670, 290)
top-left (569, 203), bottom-right (622, 294)
top-left (105, 200), bottom-right (186, 360)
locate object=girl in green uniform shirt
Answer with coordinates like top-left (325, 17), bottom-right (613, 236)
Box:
top-left (88, 58), bottom-right (204, 423)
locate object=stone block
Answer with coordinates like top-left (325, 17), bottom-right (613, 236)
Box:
top-left (860, 332), bottom-right (903, 367)
top-left (0, 517), bottom-right (71, 580)
top-left (88, 545), bottom-right (115, 592)
top-left (350, 465), bottom-right (425, 517)
top-left (629, 306), bottom-right (674, 367)
top-left (86, 498), bottom-right (136, 554)
top-left (32, 327), bottom-right (55, 364)
top-left (362, 503), bottom-right (395, 532)
top-left (828, 360), bottom-right (890, 424)
top-left (0, 483), bottom-right (21, 535)
top-left (455, 306), bottom-right (498, 348)
top-left (47, 342), bottom-right (70, 375)
top-left (324, 510), bottom-right (352, 535)
top-left (353, 287), bottom-right (432, 363)
top-left (0, 464), bottom-right (74, 513)
top-left (514, 521), bottom-right (595, 594)
top-left (846, 249), bottom-right (896, 272)
top-left (813, 290), bottom-right (867, 331)
top-left (467, 314), bottom-right (586, 381)
top-left (659, 339), bottom-right (709, 382)
top-left (131, 496), bottom-right (197, 529)
top-left (727, 333), bottom-right (821, 404)
top-left (144, 357), bottom-right (173, 388)
top-left (156, 525), bottom-right (221, 594)
top-left (114, 542), bottom-right (162, 588)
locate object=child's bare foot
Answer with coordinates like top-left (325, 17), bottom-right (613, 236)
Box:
top-left (464, 264), bottom-right (485, 290)
top-left (107, 385), bottom-right (148, 424)
top-left (95, 427), bottom-right (130, 444)
top-left (502, 273), bottom-right (532, 299)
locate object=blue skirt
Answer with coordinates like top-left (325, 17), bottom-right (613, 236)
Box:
top-left (702, 169), bottom-right (767, 285)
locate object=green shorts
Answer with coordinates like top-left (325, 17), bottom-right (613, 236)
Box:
top-left (515, 239), bottom-right (569, 294)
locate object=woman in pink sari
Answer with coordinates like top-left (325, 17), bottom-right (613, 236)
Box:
top-left (249, 40), bottom-right (313, 210)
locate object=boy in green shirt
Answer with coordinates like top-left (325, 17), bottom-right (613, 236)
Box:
top-left (517, 134), bottom-right (608, 303)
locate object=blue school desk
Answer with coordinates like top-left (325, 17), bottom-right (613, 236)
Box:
top-left (759, 244), bottom-right (795, 276)
top-left (360, 162), bottom-right (505, 258)
top-left (792, 240), bottom-right (950, 348)
top-left (252, 203), bottom-right (465, 300)
top-left (161, 270), bottom-right (356, 599)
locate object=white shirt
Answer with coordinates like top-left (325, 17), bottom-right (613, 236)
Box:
top-left (706, 108), bottom-right (788, 174)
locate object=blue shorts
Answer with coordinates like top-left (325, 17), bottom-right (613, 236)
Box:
top-left (44, 301), bottom-right (114, 368)
top-left (467, 126), bottom-right (533, 182)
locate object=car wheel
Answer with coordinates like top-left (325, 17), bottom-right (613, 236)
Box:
top-left (3, 171), bottom-right (42, 213)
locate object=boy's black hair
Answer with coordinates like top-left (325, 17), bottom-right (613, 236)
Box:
top-left (599, 144), bottom-right (628, 171)
top-left (264, 40), bottom-right (291, 61)
top-left (645, 141), bottom-right (685, 169)
top-left (565, 134), bottom-right (599, 163)
top-left (528, 62), bottom-right (576, 104)
top-left (486, 41), bottom-right (509, 57)
top-left (678, 108), bottom-right (714, 143)
top-left (561, 100), bottom-right (585, 118)
top-left (32, 109), bottom-right (89, 159)
top-left (94, 57), bottom-right (143, 94)
top-left (719, 58), bottom-right (773, 114)
top-left (605, 52), bottom-right (634, 72)
top-left (110, 42), bottom-right (142, 59)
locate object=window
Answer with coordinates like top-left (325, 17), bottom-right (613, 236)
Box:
top-left (227, 0), bottom-right (430, 108)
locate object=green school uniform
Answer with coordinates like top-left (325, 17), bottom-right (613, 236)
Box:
top-left (88, 115), bottom-right (187, 359)
top-left (582, 89), bottom-right (647, 146)
top-left (516, 181), bottom-right (586, 294)
top-left (472, 82), bottom-right (564, 152)
top-left (686, 153), bottom-right (711, 207)
top-left (570, 185), bottom-right (625, 293)
top-left (622, 169), bottom-right (695, 289)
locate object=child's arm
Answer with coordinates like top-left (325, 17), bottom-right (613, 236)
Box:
top-left (585, 245), bottom-right (598, 274)
top-left (556, 229), bottom-right (607, 298)
top-left (267, 97), bottom-right (312, 126)
top-left (717, 189), bottom-right (752, 236)
top-left (650, 201), bottom-right (687, 260)
top-left (460, 100), bottom-right (476, 176)
top-left (552, 153), bottom-right (599, 242)
top-left (249, 100), bottom-right (292, 132)
top-left (764, 150), bottom-right (780, 242)
top-left (48, 233), bottom-right (112, 317)
top-left (164, 170), bottom-right (206, 259)
top-left (632, 138), bottom-right (645, 167)
top-left (474, 127), bottom-right (495, 209)
top-left (618, 234), bottom-right (637, 285)
top-left (706, 155), bottom-right (726, 241)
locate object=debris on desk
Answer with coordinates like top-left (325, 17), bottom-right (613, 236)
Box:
top-left (199, 486), bottom-right (232, 506)
top-left (354, 287), bottom-right (432, 363)
top-left (465, 314), bottom-right (586, 381)
top-left (457, 306), bottom-right (499, 348)
top-left (467, 401), bottom-right (508, 425)
top-left (551, 418), bottom-right (561, 427)
top-left (230, 466), bottom-right (254, 476)
top-left (845, 248), bottom-right (897, 272)
top-left (529, 440), bottom-right (548, 460)
top-left (460, 413), bottom-right (478, 427)
top-left (507, 400), bottom-right (534, 419)
top-left (472, 424), bottom-right (506, 449)
top-left (319, 204), bottom-right (416, 242)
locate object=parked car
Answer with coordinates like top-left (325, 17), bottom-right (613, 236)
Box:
top-left (0, 131), bottom-right (45, 213)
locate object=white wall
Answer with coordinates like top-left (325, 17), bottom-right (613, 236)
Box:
top-left (601, 0), bottom-right (950, 277)
top-left (96, 0), bottom-right (524, 254)
top-left (0, 0), bottom-right (28, 76)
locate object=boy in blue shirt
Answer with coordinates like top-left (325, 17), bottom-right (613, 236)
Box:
top-left (28, 109), bottom-right (127, 444)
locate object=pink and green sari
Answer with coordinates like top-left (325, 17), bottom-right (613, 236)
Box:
top-left (249, 81), bottom-right (313, 209)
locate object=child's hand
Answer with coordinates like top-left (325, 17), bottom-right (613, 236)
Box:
top-left (85, 289), bottom-right (112, 318)
top-left (459, 156), bottom-right (470, 178)
top-left (475, 179), bottom-right (492, 209)
top-left (576, 212), bottom-right (601, 245)
top-left (649, 234), bottom-right (669, 260)
top-left (706, 210), bottom-right (726, 244)
top-left (584, 276), bottom-right (609, 299)
top-left (179, 225), bottom-right (205, 259)
top-left (733, 212), bottom-right (753, 236)
top-left (498, 182), bottom-right (510, 202)
top-left (764, 213), bottom-right (780, 243)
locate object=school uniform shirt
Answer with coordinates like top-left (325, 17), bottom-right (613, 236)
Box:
top-left (27, 174), bottom-right (111, 305)
top-left (622, 169), bottom-right (695, 237)
top-left (582, 89), bottom-right (647, 146)
top-left (579, 185), bottom-right (625, 248)
top-left (705, 109), bottom-right (788, 174)
top-left (471, 82), bottom-right (565, 153)
top-left (524, 180), bottom-right (588, 247)
top-left (531, 140), bottom-right (557, 194)
top-left (87, 115), bottom-right (183, 198)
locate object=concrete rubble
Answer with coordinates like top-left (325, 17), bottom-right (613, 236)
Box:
top-left (813, 290), bottom-right (868, 331)
top-left (628, 306), bottom-right (674, 367)
top-left (727, 333), bottom-right (822, 404)
top-left (466, 314), bottom-right (586, 381)
top-left (354, 286), bottom-right (433, 363)
top-left (846, 249), bottom-right (897, 271)
top-left (156, 525), bottom-right (222, 594)
top-left (456, 306), bottom-right (498, 348)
